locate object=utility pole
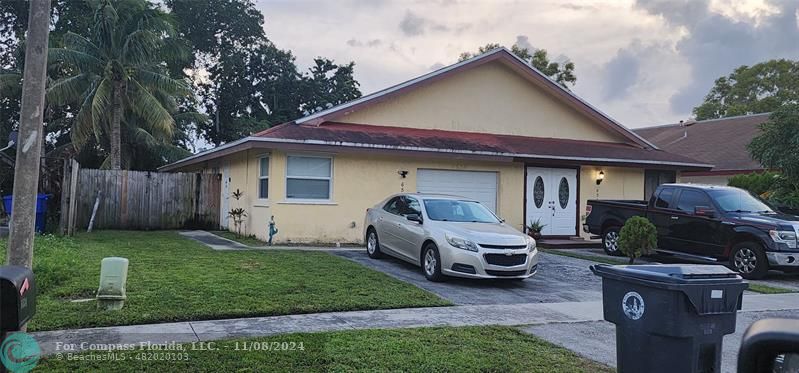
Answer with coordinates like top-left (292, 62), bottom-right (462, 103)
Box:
top-left (7, 0), bottom-right (52, 269)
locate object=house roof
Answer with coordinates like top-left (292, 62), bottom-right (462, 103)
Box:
top-left (159, 122), bottom-right (711, 171)
top-left (634, 113), bottom-right (769, 173)
top-left (297, 48), bottom-right (657, 149)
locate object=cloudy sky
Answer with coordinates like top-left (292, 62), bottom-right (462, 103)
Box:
top-left (257, 0), bottom-right (799, 128)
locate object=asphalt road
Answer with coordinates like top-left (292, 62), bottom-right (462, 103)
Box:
top-left (333, 250), bottom-right (603, 305)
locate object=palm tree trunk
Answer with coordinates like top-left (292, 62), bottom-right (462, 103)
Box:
top-left (110, 82), bottom-right (123, 170)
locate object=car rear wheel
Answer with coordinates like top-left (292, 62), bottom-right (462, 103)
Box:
top-left (730, 241), bottom-right (768, 279)
top-left (602, 226), bottom-right (622, 256)
top-left (366, 228), bottom-right (382, 259)
top-left (422, 244), bottom-right (444, 282)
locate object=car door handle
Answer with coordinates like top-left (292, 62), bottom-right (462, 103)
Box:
top-left (671, 216), bottom-right (679, 220)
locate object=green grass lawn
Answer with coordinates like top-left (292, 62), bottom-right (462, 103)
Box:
top-left (0, 231), bottom-right (449, 332)
top-left (39, 325), bottom-right (611, 372)
top-left (211, 230), bottom-right (267, 247)
top-left (748, 283), bottom-right (797, 294)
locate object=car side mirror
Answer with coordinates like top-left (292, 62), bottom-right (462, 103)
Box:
top-left (737, 319), bottom-right (799, 373)
top-left (694, 206), bottom-right (716, 218)
top-left (406, 214), bottom-right (423, 224)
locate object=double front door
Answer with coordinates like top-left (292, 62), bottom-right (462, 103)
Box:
top-left (526, 167), bottom-right (578, 236)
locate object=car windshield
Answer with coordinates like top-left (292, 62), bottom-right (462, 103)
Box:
top-left (708, 189), bottom-right (774, 213)
top-left (423, 199), bottom-right (500, 223)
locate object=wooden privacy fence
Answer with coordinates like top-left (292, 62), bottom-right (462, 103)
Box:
top-left (62, 164), bottom-right (221, 232)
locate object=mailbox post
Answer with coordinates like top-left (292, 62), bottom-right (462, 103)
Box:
top-left (0, 266), bottom-right (36, 373)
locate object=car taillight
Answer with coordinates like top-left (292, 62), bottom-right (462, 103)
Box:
top-left (585, 205), bottom-right (592, 216)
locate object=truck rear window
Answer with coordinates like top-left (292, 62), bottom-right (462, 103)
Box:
top-left (655, 188), bottom-right (675, 208)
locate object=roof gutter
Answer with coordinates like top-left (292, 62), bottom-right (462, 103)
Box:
top-left (160, 136), bottom-right (713, 172)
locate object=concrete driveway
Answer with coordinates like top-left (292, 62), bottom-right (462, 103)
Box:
top-left (332, 250), bottom-right (603, 305)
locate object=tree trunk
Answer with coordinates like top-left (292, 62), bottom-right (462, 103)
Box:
top-left (7, 0), bottom-right (52, 270)
top-left (109, 82), bottom-right (123, 170)
top-left (628, 256), bottom-right (635, 265)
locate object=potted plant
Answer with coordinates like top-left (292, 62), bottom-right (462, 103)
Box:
top-left (618, 216), bottom-right (657, 264)
top-left (525, 219), bottom-right (546, 240)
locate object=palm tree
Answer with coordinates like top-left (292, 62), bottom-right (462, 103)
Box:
top-left (47, 0), bottom-right (189, 169)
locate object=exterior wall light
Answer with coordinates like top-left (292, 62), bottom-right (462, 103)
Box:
top-left (596, 171), bottom-right (605, 185)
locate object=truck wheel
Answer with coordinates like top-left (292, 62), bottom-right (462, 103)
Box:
top-left (729, 242), bottom-right (768, 279)
top-left (602, 227), bottom-right (623, 256)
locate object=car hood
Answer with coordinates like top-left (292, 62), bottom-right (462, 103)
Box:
top-left (731, 212), bottom-right (799, 229)
top-left (441, 222), bottom-right (528, 246)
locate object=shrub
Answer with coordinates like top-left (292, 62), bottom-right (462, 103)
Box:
top-left (728, 172), bottom-right (799, 214)
top-left (728, 172), bottom-right (781, 196)
top-left (618, 216), bottom-right (657, 264)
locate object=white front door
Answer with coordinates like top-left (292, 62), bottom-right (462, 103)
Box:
top-left (526, 167), bottom-right (578, 236)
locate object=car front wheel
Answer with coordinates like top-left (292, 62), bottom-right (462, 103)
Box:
top-left (422, 244), bottom-right (444, 282)
top-left (602, 226), bottom-right (622, 256)
top-left (729, 241), bottom-right (768, 279)
top-left (366, 228), bottom-right (382, 259)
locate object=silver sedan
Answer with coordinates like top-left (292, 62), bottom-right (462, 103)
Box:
top-left (363, 193), bottom-right (539, 281)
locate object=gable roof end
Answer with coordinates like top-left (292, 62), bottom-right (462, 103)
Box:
top-left (295, 48), bottom-right (657, 150)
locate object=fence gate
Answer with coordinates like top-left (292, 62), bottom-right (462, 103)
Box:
top-left (65, 167), bottom-right (221, 231)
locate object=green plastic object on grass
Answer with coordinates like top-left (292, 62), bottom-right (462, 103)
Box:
top-left (97, 257), bottom-right (129, 311)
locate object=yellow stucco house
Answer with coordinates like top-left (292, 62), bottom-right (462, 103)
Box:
top-left (161, 48), bottom-right (711, 244)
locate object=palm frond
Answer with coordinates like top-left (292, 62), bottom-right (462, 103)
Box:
top-left (127, 78), bottom-right (175, 140)
top-left (71, 80), bottom-right (101, 150)
top-left (133, 68), bottom-right (188, 96)
top-left (93, 0), bottom-right (120, 52)
top-left (0, 73), bottom-right (21, 98)
top-left (173, 111), bottom-right (210, 125)
top-left (46, 74), bottom-right (92, 105)
top-left (49, 48), bottom-right (104, 73)
top-left (62, 32), bottom-right (104, 59)
top-left (90, 78), bottom-right (113, 140)
top-left (122, 29), bottom-right (161, 65)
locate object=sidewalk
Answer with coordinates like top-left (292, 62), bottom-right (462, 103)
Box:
top-left (32, 292), bottom-right (799, 356)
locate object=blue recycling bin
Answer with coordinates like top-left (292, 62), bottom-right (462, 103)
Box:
top-left (1, 194), bottom-right (50, 233)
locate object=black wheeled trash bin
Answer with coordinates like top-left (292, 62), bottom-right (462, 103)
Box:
top-left (590, 264), bottom-right (748, 373)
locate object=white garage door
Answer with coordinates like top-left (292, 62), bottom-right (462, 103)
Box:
top-left (416, 169), bottom-right (498, 212)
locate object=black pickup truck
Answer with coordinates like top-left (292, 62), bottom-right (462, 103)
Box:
top-left (584, 183), bottom-right (799, 279)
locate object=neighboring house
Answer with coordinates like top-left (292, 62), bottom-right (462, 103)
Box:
top-left (161, 48), bottom-right (710, 243)
top-left (635, 113), bottom-right (769, 187)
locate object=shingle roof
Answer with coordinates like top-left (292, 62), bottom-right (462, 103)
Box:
top-left (634, 113), bottom-right (769, 172)
top-left (251, 122), bottom-right (711, 169)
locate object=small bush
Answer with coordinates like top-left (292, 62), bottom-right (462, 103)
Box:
top-left (618, 216), bottom-right (657, 264)
top-left (728, 172), bottom-right (781, 196)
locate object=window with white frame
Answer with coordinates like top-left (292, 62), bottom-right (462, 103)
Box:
top-left (286, 155), bottom-right (332, 200)
top-left (258, 157), bottom-right (269, 199)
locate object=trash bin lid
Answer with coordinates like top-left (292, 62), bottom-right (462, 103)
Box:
top-left (591, 264), bottom-right (742, 285)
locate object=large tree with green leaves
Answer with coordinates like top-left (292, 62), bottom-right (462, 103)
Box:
top-left (693, 59), bottom-right (799, 120)
top-left (47, 0), bottom-right (191, 169)
top-left (459, 43), bottom-right (576, 88)
top-left (167, 0), bottom-right (361, 146)
top-left (749, 104), bottom-right (799, 184)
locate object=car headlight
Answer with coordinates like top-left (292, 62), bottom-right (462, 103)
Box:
top-left (527, 236), bottom-right (537, 251)
top-left (769, 229), bottom-right (797, 249)
top-left (445, 234), bottom-right (479, 252)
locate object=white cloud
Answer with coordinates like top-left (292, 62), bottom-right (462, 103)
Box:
top-left (257, 0), bottom-right (797, 128)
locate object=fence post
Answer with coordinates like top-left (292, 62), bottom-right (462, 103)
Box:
top-left (58, 158), bottom-right (71, 235)
top-left (67, 159), bottom-right (80, 236)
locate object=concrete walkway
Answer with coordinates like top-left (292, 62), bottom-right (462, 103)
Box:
top-left (31, 293), bottom-right (799, 356)
top-left (179, 230), bottom-right (361, 251)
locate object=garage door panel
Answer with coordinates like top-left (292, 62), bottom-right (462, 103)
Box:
top-left (416, 169), bottom-right (498, 212)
